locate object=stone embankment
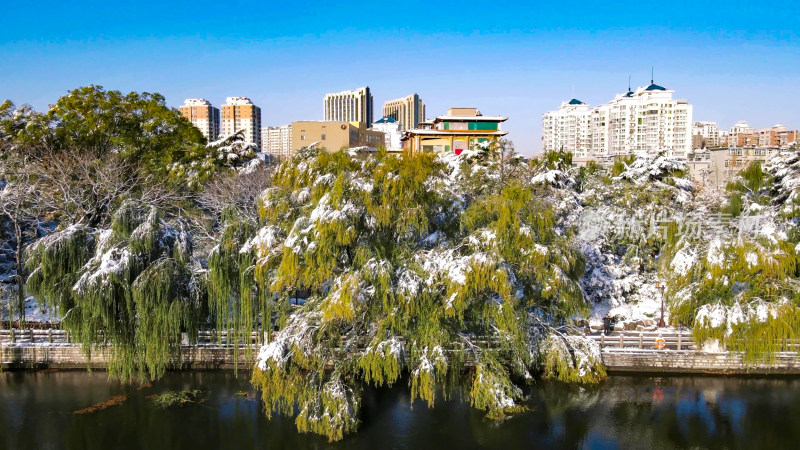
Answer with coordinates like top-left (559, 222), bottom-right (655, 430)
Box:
top-left (4, 327), bottom-right (800, 375)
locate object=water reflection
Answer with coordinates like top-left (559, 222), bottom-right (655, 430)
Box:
top-left (1, 371), bottom-right (798, 449)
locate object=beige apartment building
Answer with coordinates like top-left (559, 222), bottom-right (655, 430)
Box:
top-left (221, 97), bottom-right (262, 148)
top-left (179, 98), bottom-right (220, 142)
top-left (323, 87), bottom-right (373, 125)
top-left (686, 147), bottom-right (785, 188)
top-left (291, 121), bottom-right (384, 153)
top-left (382, 94), bottom-right (425, 130)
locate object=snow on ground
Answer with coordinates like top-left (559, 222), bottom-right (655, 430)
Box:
top-left (1, 294), bottom-right (59, 323)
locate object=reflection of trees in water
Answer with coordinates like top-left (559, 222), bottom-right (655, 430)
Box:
top-left (5, 373), bottom-right (800, 448)
top-left (526, 381), bottom-right (607, 448)
top-left (598, 376), bottom-right (800, 449)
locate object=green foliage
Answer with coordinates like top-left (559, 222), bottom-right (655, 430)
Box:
top-left (611, 155), bottom-right (635, 177)
top-left (26, 203), bottom-right (205, 381)
top-left (540, 334), bottom-right (606, 383)
top-left (249, 147), bottom-right (601, 441)
top-left (152, 389), bottom-right (205, 408)
top-left (167, 131), bottom-right (261, 189)
top-left (207, 209), bottom-right (268, 370)
top-left (15, 85), bottom-right (204, 170)
top-left (723, 162), bottom-right (772, 217)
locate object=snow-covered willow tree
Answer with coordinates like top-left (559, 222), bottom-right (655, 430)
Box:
top-left (665, 153), bottom-right (800, 359)
top-left (239, 146), bottom-right (603, 441)
top-left (25, 201), bottom-right (206, 381)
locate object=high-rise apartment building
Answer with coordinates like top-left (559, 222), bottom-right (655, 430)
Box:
top-left (179, 98), bottom-right (220, 142)
top-left (541, 99), bottom-right (592, 157)
top-left (542, 81), bottom-right (692, 159)
top-left (221, 97), bottom-right (261, 149)
top-left (323, 87), bottom-right (373, 125)
top-left (382, 94), bottom-right (425, 130)
top-left (262, 124), bottom-right (293, 159)
top-left (692, 121), bottom-right (720, 149)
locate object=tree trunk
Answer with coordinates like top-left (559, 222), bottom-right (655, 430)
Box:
top-left (14, 218), bottom-right (25, 329)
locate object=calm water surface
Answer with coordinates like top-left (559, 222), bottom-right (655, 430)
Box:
top-left (1, 370), bottom-right (799, 449)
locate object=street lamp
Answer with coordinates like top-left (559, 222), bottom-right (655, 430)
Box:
top-left (655, 281), bottom-right (666, 328)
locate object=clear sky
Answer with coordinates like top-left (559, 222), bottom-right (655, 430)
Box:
top-left (1, 0), bottom-right (798, 155)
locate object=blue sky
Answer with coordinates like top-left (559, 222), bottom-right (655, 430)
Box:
top-left (1, 0), bottom-right (798, 155)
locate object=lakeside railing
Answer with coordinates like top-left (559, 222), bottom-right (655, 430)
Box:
top-left (587, 331), bottom-right (697, 351)
top-left (5, 327), bottom-right (800, 354)
top-left (0, 328), bottom-right (267, 347)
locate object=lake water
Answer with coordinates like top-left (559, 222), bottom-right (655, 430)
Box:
top-left (1, 370), bottom-right (798, 449)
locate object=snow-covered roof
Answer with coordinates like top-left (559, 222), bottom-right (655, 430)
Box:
top-left (183, 98), bottom-right (212, 106)
top-left (402, 129), bottom-right (508, 138)
top-left (434, 115), bottom-right (508, 122)
top-left (225, 97), bottom-right (254, 105)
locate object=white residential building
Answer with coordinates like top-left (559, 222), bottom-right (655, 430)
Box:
top-left (729, 120), bottom-right (755, 136)
top-left (370, 117), bottom-right (403, 151)
top-left (323, 86), bottom-right (373, 125)
top-left (541, 99), bottom-right (592, 157)
top-left (262, 124), bottom-right (293, 159)
top-left (221, 97), bottom-right (261, 149)
top-left (542, 82), bottom-right (693, 160)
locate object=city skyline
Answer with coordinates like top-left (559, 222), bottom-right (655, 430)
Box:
top-left (1, 1), bottom-right (799, 155)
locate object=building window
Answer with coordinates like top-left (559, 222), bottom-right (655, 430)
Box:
top-left (301, 135), bottom-right (306, 140)
top-left (321, 134), bottom-right (326, 140)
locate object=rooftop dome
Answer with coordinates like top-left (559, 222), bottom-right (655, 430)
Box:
top-left (374, 117), bottom-right (397, 124)
top-left (645, 83), bottom-right (666, 91)
top-left (567, 98), bottom-right (585, 105)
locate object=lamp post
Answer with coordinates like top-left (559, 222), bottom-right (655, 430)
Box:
top-left (656, 281), bottom-right (666, 328)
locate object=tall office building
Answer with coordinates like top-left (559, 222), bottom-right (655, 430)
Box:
top-left (262, 124), bottom-right (293, 159)
top-left (382, 94), bottom-right (425, 130)
top-left (542, 81), bottom-right (692, 159)
top-left (221, 97), bottom-right (262, 148)
top-left (179, 98), bottom-right (220, 142)
top-left (323, 86), bottom-right (373, 125)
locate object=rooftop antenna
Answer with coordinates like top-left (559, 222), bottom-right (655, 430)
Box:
top-left (572, 84), bottom-right (575, 99)
top-left (651, 67), bottom-right (654, 84)
top-left (628, 75), bottom-right (631, 92)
